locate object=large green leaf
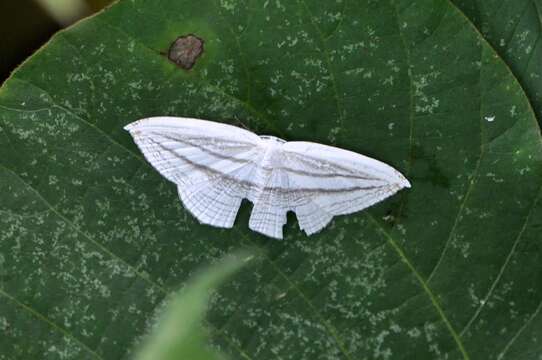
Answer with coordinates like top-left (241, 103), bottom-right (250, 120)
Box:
top-left (1, 0), bottom-right (542, 359)
top-left (450, 0), bottom-right (542, 127)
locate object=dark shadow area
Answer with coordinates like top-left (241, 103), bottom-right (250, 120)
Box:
top-left (0, 0), bottom-right (61, 82)
top-left (0, 0), bottom-right (112, 83)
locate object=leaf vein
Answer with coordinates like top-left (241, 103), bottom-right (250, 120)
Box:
top-left (235, 229), bottom-right (354, 360)
top-left (0, 288), bottom-right (103, 359)
top-left (366, 213), bottom-right (470, 360)
top-left (497, 299), bottom-right (542, 359)
top-left (460, 185), bottom-right (542, 335)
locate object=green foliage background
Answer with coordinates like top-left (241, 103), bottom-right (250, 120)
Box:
top-left (1, 0), bottom-right (541, 359)
top-left (134, 252), bottom-right (253, 360)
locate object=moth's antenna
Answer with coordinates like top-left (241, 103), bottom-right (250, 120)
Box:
top-left (234, 119), bottom-right (251, 131)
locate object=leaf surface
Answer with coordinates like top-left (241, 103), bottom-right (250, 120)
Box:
top-left (450, 0), bottom-right (542, 128)
top-left (1, 0), bottom-right (542, 359)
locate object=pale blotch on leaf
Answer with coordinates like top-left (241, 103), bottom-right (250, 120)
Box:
top-left (167, 34), bottom-right (204, 70)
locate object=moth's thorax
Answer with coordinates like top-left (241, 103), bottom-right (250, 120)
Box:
top-left (247, 136), bottom-right (284, 196)
top-left (256, 135), bottom-right (284, 169)
top-left (258, 135), bottom-right (284, 167)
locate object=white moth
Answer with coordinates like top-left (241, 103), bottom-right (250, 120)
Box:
top-left (124, 117), bottom-right (410, 239)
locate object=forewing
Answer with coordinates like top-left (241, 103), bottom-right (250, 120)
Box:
top-left (125, 117), bottom-right (264, 228)
top-left (124, 117), bottom-right (263, 187)
top-left (282, 141), bottom-right (410, 234)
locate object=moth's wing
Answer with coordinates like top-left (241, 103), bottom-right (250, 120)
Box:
top-left (247, 167), bottom-right (291, 239)
top-left (178, 166), bottom-right (255, 228)
top-left (124, 117), bottom-right (264, 228)
top-left (124, 117), bottom-right (263, 186)
top-left (281, 141), bottom-right (410, 235)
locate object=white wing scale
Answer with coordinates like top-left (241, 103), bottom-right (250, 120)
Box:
top-left (125, 117), bottom-right (410, 239)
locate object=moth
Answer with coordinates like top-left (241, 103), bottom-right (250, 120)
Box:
top-left (125, 117), bottom-right (410, 239)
